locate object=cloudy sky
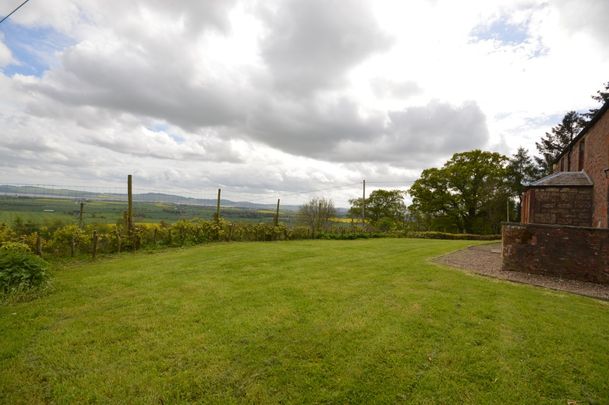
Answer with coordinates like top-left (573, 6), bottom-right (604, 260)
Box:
top-left (1, 0), bottom-right (608, 205)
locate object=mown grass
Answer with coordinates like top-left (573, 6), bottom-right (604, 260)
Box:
top-left (0, 239), bottom-right (608, 404)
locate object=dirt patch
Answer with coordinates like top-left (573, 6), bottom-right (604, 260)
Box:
top-left (434, 243), bottom-right (609, 301)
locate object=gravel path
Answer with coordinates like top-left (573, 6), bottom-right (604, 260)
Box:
top-left (434, 243), bottom-right (609, 301)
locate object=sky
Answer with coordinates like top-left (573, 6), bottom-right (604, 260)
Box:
top-left (0, 0), bottom-right (608, 206)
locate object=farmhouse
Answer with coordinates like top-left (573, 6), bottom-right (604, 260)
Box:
top-left (502, 100), bottom-right (609, 285)
top-left (521, 100), bottom-right (609, 228)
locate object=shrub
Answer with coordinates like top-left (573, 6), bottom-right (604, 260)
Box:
top-left (0, 224), bottom-right (17, 244)
top-left (0, 242), bottom-right (32, 253)
top-left (0, 249), bottom-right (50, 296)
top-left (400, 231), bottom-right (500, 240)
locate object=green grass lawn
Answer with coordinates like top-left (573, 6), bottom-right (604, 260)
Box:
top-left (1, 239), bottom-right (608, 404)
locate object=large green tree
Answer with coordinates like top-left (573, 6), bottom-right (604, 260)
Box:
top-left (349, 189), bottom-right (406, 230)
top-left (408, 150), bottom-right (509, 234)
top-left (534, 111), bottom-right (586, 175)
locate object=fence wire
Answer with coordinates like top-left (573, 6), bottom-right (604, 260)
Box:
top-left (0, 179), bottom-right (413, 226)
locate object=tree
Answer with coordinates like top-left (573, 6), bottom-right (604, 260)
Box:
top-left (298, 197), bottom-right (335, 237)
top-left (506, 147), bottom-right (540, 221)
top-left (583, 81), bottom-right (609, 121)
top-left (408, 150), bottom-right (509, 234)
top-left (507, 147), bottom-right (540, 197)
top-left (349, 189), bottom-right (406, 230)
top-left (535, 111), bottom-right (586, 175)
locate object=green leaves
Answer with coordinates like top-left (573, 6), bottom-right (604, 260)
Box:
top-left (409, 150), bottom-right (510, 233)
top-left (349, 189), bottom-right (406, 230)
top-left (0, 250), bottom-right (49, 294)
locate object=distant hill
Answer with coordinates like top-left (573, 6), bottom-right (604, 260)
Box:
top-left (0, 185), bottom-right (348, 212)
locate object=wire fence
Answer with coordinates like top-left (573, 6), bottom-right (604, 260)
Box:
top-left (0, 177), bottom-right (414, 227)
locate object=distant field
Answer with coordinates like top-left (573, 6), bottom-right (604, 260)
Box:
top-left (1, 239), bottom-right (607, 403)
top-left (0, 196), bottom-right (292, 226)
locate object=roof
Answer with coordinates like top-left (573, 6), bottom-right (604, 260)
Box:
top-left (527, 171), bottom-right (593, 188)
top-left (555, 100), bottom-right (609, 163)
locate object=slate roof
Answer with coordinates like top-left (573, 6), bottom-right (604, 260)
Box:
top-left (527, 171), bottom-right (593, 187)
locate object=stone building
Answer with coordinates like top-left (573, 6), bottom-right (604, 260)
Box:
top-left (504, 100), bottom-right (609, 285)
top-left (521, 100), bottom-right (609, 227)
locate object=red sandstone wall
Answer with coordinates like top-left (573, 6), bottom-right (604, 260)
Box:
top-left (551, 111), bottom-right (609, 227)
top-left (502, 223), bottom-right (609, 284)
top-left (581, 112), bottom-right (609, 227)
top-left (521, 187), bottom-right (592, 227)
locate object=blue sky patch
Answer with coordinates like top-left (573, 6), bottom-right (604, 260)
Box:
top-left (0, 20), bottom-right (73, 77)
top-left (148, 123), bottom-right (185, 144)
top-left (471, 16), bottom-right (530, 46)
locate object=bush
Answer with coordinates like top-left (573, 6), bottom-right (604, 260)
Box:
top-left (0, 241), bottom-right (32, 253)
top-left (400, 231), bottom-right (500, 240)
top-left (0, 250), bottom-right (50, 297)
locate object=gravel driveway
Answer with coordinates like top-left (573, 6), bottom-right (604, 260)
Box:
top-left (434, 243), bottom-right (609, 301)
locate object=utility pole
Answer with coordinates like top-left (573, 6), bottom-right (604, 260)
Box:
top-left (362, 179), bottom-right (366, 228)
top-left (275, 198), bottom-right (280, 227)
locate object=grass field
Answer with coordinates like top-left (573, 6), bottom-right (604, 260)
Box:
top-left (1, 239), bottom-right (608, 403)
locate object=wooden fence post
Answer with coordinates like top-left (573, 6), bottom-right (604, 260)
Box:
top-left (275, 199), bottom-right (280, 227)
top-left (215, 188), bottom-right (221, 224)
top-left (79, 202), bottom-right (85, 228)
top-left (116, 230), bottom-right (121, 253)
top-left (70, 235), bottom-right (75, 257)
top-left (362, 179), bottom-right (366, 229)
top-left (35, 235), bottom-right (42, 256)
top-left (92, 230), bottom-right (98, 260)
top-left (127, 175), bottom-right (133, 233)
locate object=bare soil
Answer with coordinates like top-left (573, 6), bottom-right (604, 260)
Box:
top-left (434, 243), bottom-right (609, 301)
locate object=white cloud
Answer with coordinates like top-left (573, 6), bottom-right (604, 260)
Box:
top-left (0, 36), bottom-right (12, 67)
top-left (1, 0), bottom-right (608, 205)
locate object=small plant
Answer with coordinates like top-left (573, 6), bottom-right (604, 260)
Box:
top-left (0, 249), bottom-right (50, 302)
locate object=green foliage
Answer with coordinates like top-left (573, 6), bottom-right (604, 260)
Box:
top-left (0, 249), bottom-right (49, 295)
top-left (50, 225), bottom-right (89, 255)
top-left (0, 224), bottom-right (16, 244)
top-left (297, 198), bottom-right (336, 237)
top-left (409, 150), bottom-right (510, 234)
top-left (535, 111), bottom-right (586, 175)
top-left (402, 231), bottom-right (500, 240)
top-left (349, 189), bottom-right (406, 229)
top-left (507, 147), bottom-right (541, 191)
top-left (583, 81), bottom-right (609, 120)
top-left (0, 242), bottom-right (32, 253)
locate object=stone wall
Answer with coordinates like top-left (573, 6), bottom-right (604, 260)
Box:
top-left (581, 110), bottom-right (609, 227)
top-left (556, 108), bottom-right (609, 227)
top-left (502, 223), bottom-right (609, 285)
top-left (521, 187), bottom-right (592, 227)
